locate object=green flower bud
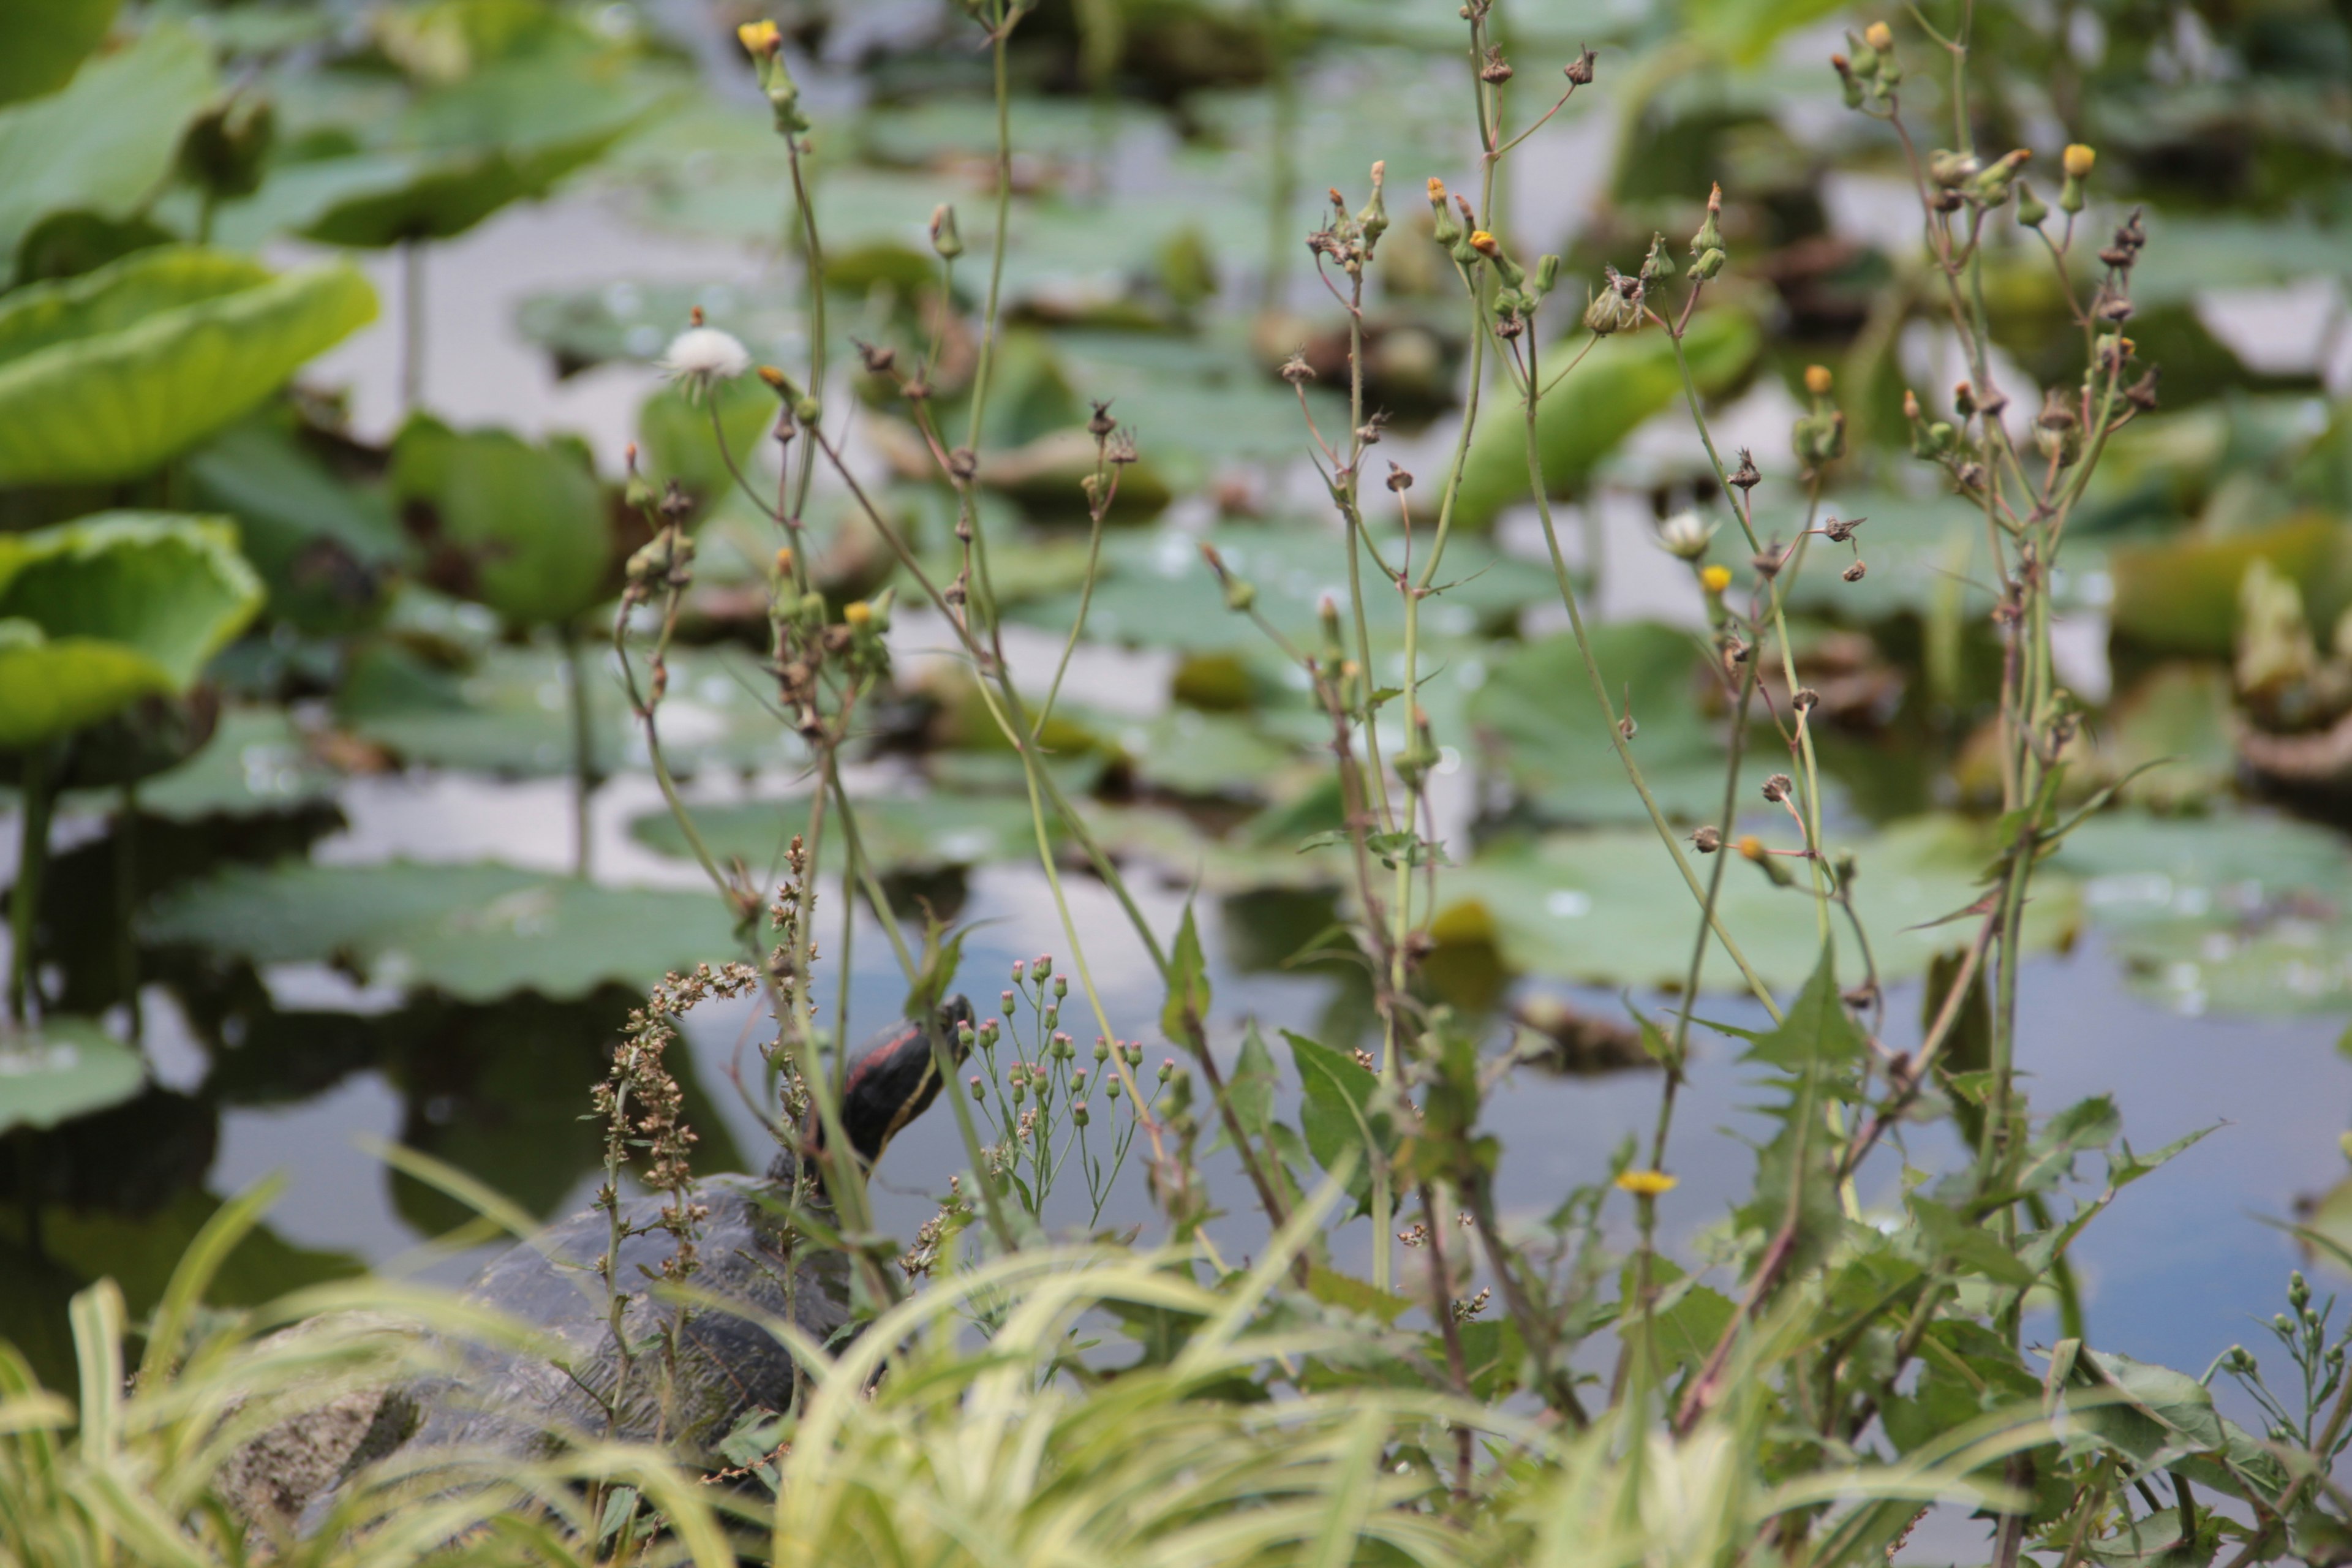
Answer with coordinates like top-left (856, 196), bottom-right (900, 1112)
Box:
top-left (2016, 179), bottom-right (2049, 228)
top-left (1533, 253), bottom-right (1561, 295)
top-left (1687, 247), bottom-right (1725, 282)
top-left (930, 203), bottom-right (965, 260)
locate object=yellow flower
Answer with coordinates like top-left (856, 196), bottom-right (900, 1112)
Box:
top-left (1616, 1169), bottom-right (1678, 1196)
top-left (1700, 564), bottom-right (1733, 594)
top-left (1863, 21), bottom-right (1894, 50)
top-left (1804, 363), bottom-right (1834, 396)
top-left (843, 600), bottom-right (872, 627)
top-left (737, 19), bottom-right (782, 58)
top-left (1469, 230), bottom-right (1499, 257)
top-left (1736, 834), bottom-right (1765, 861)
top-left (773, 546), bottom-right (795, 578)
top-left (1427, 176), bottom-right (1448, 203)
top-left (2063, 143), bottom-right (2097, 178)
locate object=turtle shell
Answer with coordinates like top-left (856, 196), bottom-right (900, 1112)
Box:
top-left (402, 1170), bottom-right (848, 1464)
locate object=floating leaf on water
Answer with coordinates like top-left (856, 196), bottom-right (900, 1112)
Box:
top-left (2056, 810), bottom-right (2352, 1014)
top-left (0, 0), bottom-right (121, 107)
top-left (628, 791), bottom-right (1049, 878)
top-left (1470, 620), bottom-right (1736, 826)
top-left (337, 640), bottom-right (799, 778)
top-left (0, 513), bottom-right (263, 752)
top-left (60, 707), bottom-right (343, 820)
top-left (186, 417), bottom-right (404, 633)
top-left (389, 418), bottom-right (613, 630)
top-left (1440, 815), bottom-right (2081, 993)
top-left (0, 1017), bottom-right (145, 1135)
top-left (143, 861), bottom-right (745, 1003)
top-left (2109, 513), bottom-right (2352, 657)
top-left (0, 247), bottom-right (377, 487)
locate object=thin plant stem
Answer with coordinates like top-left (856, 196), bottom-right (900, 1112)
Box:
top-left (560, 623), bottom-right (595, 880)
top-left (9, 745), bottom-right (51, 1024)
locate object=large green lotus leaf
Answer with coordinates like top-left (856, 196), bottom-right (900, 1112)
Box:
top-left (1080, 801), bottom-right (1353, 895)
top-left (337, 640), bottom-right (801, 777)
top-left (1049, 331), bottom-right (1351, 473)
top-left (1449, 309), bottom-right (1763, 530)
top-left (0, 24), bottom-right (215, 283)
top-left (186, 418), bottom-right (404, 632)
top-left (2054, 811), bottom-right (2352, 1014)
top-left (0, 1017), bottom-right (145, 1135)
top-left (389, 419), bottom-right (611, 627)
top-left (0, 513), bottom-right (262, 750)
top-left (2086, 664), bottom-right (2238, 813)
top-left (1440, 815), bottom-right (2081, 993)
top-left (0, 0), bottom-right (123, 107)
top-left (143, 861), bottom-right (742, 1002)
top-left (295, 56), bottom-right (664, 247)
top-left (1099, 706), bottom-right (1302, 798)
top-left (636, 372), bottom-right (777, 511)
top-left (1471, 620), bottom-right (1740, 826)
top-left (2110, 513), bottom-right (2352, 656)
top-left (1006, 519), bottom-right (1545, 655)
top-left (629, 791), bottom-right (1052, 877)
top-left (0, 247), bottom-right (378, 487)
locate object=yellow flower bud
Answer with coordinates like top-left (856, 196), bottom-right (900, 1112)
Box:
top-left (1615, 1169), bottom-right (1678, 1196)
top-left (736, 19), bottom-right (782, 58)
top-left (1469, 230), bottom-right (1499, 257)
top-left (843, 600), bottom-right (872, 627)
top-left (1736, 834), bottom-right (1764, 861)
top-left (2063, 143), bottom-right (2096, 178)
top-left (1864, 21), bottom-right (1894, 51)
top-left (1804, 363), bottom-right (1834, 396)
top-left (773, 546), bottom-right (795, 578)
top-left (1700, 564), bottom-right (1733, 594)
top-left (1427, 176), bottom-right (1447, 203)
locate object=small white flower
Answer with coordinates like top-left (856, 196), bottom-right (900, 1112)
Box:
top-left (658, 326), bottom-right (750, 401)
top-left (1656, 509), bottom-right (1717, 561)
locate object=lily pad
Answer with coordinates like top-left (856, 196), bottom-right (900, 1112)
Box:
top-left (1438, 815), bottom-right (2082, 993)
top-left (337, 639), bottom-right (801, 778)
top-left (2109, 512), bottom-right (2352, 657)
top-left (1449, 308), bottom-right (1763, 530)
top-left (389, 418), bottom-right (611, 628)
top-left (67, 707), bottom-right (343, 820)
top-left (0, 23), bottom-right (215, 284)
top-left (285, 56), bottom-right (666, 248)
top-left (629, 791), bottom-right (1050, 878)
top-left (143, 861), bottom-right (745, 1002)
top-left (1008, 519), bottom-right (1544, 657)
top-left (514, 277), bottom-right (805, 373)
top-left (186, 417), bottom-right (404, 632)
top-left (0, 513), bottom-right (263, 752)
top-left (2055, 811), bottom-right (2352, 1014)
top-left (0, 1017), bottom-right (145, 1135)
top-left (0, 247), bottom-right (377, 487)
top-left (1470, 620), bottom-right (1735, 826)
top-left (0, 0), bottom-right (122, 107)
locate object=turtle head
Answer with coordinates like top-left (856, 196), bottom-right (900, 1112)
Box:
top-left (802, 995), bottom-right (974, 1174)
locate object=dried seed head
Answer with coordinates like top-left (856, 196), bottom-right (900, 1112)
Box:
top-left (1087, 399), bottom-right (1117, 438)
top-left (1279, 349), bottom-right (1315, 385)
top-left (1762, 773), bottom-right (1792, 802)
top-left (1656, 509), bottom-right (1717, 560)
top-left (1480, 46), bottom-right (1513, 83)
top-left (946, 447), bottom-right (979, 481)
top-left (1793, 687), bottom-right (1821, 711)
top-left (1752, 545), bottom-right (1783, 578)
top-left (1385, 462), bottom-right (1414, 492)
top-left (1823, 515), bottom-right (1861, 543)
top-left (2124, 364), bottom-right (2162, 412)
top-left (1692, 826), bottom-right (1723, 854)
top-left (1842, 559), bottom-right (1868, 581)
top-left (1565, 45), bottom-right (1596, 84)
top-left (856, 339), bottom-right (896, 374)
top-left (1730, 448), bottom-right (1761, 489)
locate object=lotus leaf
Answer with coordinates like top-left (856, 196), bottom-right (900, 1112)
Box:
top-left (143, 861), bottom-right (742, 1003)
top-left (291, 56), bottom-right (665, 247)
top-left (187, 418), bottom-right (404, 631)
top-left (337, 641), bottom-right (801, 777)
top-left (0, 1016), bottom-right (145, 1135)
top-left (1449, 308), bottom-right (1762, 529)
top-left (0, 0), bottom-right (122, 106)
top-left (0, 24), bottom-right (214, 283)
top-left (2109, 512), bottom-right (2352, 656)
top-left (1438, 815), bottom-right (2082, 993)
top-left (0, 513), bottom-right (262, 752)
top-left (2055, 811), bottom-right (2352, 1014)
top-left (0, 247), bottom-right (377, 487)
top-left (629, 791), bottom-right (1051, 878)
top-left (63, 707), bottom-right (341, 820)
top-left (1008, 520), bottom-right (1544, 655)
top-left (388, 418), bottom-right (611, 628)
top-left (1470, 620), bottom-right (1738, 826)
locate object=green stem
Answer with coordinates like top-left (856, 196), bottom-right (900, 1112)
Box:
top-left (9, 747), bottom-right (51, 1024)
top-left (115, 783), bottom-right (140, 1040)
top-left (561, 624), bottom-right (595, 880)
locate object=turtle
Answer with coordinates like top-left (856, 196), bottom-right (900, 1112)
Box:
top-left (303, 999), bottom-right (973, 1518)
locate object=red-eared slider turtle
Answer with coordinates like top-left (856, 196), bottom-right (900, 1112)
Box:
top-left (313, 1001), bottom-right (972, 1510)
